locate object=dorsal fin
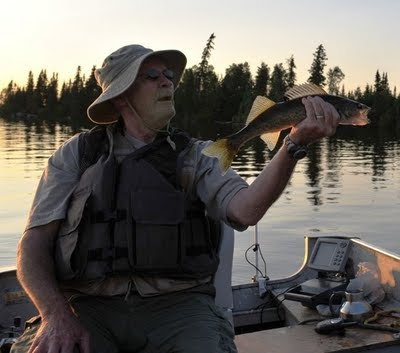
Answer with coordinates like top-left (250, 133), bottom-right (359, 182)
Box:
top-left (246, 96), bottom-right (275, 125)
top-left (284, 83), bottom-right (328, 101)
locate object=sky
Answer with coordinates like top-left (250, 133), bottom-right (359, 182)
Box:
top-left (1, 0), bottom-right (399, 93)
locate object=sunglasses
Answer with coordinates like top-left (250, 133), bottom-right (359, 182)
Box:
top-left (140, 68), bottom-right (174, 81)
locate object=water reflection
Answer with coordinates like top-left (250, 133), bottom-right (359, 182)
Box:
top-left (209, 124), bottom-right (400, 207)
top-left (1, 117), bottom-right (400, 279)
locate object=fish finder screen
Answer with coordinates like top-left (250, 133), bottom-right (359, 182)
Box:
top-left (308, 237), bottom-right (351, 272)
top-left (313, 242), bottom-right (336, 266)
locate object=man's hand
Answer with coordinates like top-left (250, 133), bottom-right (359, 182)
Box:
top-left (28, 312), bottom-right (90, 353)
top-left (17, 221), bottom-right (90, 353)
top-left (290, 96), bottom-right (340, 146)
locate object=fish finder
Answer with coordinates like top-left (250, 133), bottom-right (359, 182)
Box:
top-left (284, 237), bottom-right (352, 307)
top-left (307, 238), bottom-right (351, 273)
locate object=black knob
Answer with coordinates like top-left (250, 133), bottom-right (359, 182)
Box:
top-left (13, 317), bottom-right (21, 328)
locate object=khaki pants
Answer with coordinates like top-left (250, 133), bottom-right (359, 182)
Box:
top-left (11, 292), bottom-right (237, 353)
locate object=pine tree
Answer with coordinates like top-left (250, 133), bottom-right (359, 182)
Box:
top-left (381, 72), bottom-right (390, 94)
top-left (70, 66), bottom-right (85, 122)
top-left (308, 44), bottom-right (328, 86)
top-left (253, 62), bottom-right (270, 97)
top-left (14, 87), bottom-right (26, 114)
top-left (286, 55), bottom-right (296, 88)
top-left (362, 84), bottom-right (374, 108)
top-left (354, 86), bottom-right (363, 100)
top-left (72, 66), bottom-right (84, 94)
top-left (196, 34), bottom-right (219, 123)
top-left (372, 70), bottom-right (394, 126)
top-left (175, 67), bottom-right (198, 119)
top-left (175, 33), bottom-right (219, 131)
top-left (0, 81), bottom-right (16, 115)
top-left (26, 71), bottom-right (34, 94)
top-left (219, 62), bottom-right (253, 122)
top-left (46, 73), bottom-right (59, 115)
top-left (197, 33), bottom-right (216, 91)
top-left (198, 65), bottom-right (219, 115)
top-left (59, 80), bottom-right (72, 119)
top-left (0, 88), bottom-right (5, 106)
top-left (269, 63), bottom-right (287, 101)
top-left (26, 71), bottom-right (35, 113)
top-left (196, 34), bottom-right (219, 120)
top-left (34, 69), bottom-right (48, 111)
top-left (374, 70), bottom-right (382, 93)
top-left (82, 66), bottom-right (101, 115)
top-left (327, 66), bottom-right (345, 95)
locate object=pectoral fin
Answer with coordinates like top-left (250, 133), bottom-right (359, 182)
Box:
top-left (260, 131), bottom-right (280, 150)
top-left (246, 96), bottom-right (276, 125)
top-left (202, 139), bottom-right (240, 175)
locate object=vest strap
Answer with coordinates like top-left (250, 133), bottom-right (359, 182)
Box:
top-left (186, 246), bottom-right (210, 256)
top-left (87, 247), bottom-right (129, 261)
top-left (90, 210), bottom-right (127, 223)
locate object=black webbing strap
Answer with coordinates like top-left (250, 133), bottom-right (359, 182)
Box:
top-left (90, 209), bottom-right (127, 223)
top-left (78, 121), bottom-right (124, 177)
top-left (87, 247), bottom-right (129, 261)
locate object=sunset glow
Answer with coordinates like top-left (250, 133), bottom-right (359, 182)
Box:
top-left (1, 0), bottom-right (399, 92)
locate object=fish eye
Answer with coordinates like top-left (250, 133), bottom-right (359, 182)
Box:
top-left (357, 103), bottom-right (363, 110)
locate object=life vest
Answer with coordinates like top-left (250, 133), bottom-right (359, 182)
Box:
top-left (55, 124), bottom-right (220, 282)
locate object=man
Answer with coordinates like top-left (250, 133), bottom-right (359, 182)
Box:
top-left (13, 44), bottom-right (339, 353)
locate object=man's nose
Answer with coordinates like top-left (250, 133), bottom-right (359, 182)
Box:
top-left (159, 75), bottom-right (174, 88)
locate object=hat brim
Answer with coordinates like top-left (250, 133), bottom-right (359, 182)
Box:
top-left (87, 49), bottom-right (187, 124)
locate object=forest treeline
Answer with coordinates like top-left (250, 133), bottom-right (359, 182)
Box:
top-left (1, 34), bottom-right (399, 132)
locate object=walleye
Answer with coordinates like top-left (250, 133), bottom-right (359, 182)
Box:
top-left (202, 83), bottom-right (370, 173)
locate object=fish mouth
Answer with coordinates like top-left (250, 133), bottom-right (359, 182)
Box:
top-left (340, 107), bottom-right (370, 126)
top-left (364, 107), bottom-right (371, 114)
top-left (357, 108), bottom-right (370, 125)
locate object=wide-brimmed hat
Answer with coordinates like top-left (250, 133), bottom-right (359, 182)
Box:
top-left (87, 44), bottom-right (187, 124)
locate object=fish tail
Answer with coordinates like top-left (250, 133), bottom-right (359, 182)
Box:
top-left (202, 138), bottom-right (240, 174)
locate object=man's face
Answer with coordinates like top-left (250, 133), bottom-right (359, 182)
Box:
top-left (125, 57), bottom-right (176, 130)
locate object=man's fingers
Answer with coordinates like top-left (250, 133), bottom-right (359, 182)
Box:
top-left (305, 96), bottom-right (340, 126)
top-left (60, 341), bottom-right (77, 353)
top-left (30, 340), bottom-right (52, 353)
top-left (48, 342), bottom-right (62, 353)
top-left (325, 103), bottom-right (335, 129)
top-left (309, 96), bottom-right (326, 121)
top-left (327, 103), bottom-right (340, 135)
top-left (28, 330), bottom-right (88, 353)
top-left (302, 97), bottom-right (316, 119)
top-left (302, 96), bottom-right (328, 122)
top-left (28, 337), bottom-right (41, 353)
top-left (329, 102), bottom-right (340, 124)
top-left (29, 345), bottom-right (38, 353)
top-left (79, 335), bottom-right (91, 353)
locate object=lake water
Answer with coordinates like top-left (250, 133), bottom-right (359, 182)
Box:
top-left (0, 117), bottom-right (399, 284)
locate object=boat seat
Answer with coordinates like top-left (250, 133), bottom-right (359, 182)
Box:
top-left (213, 222), bottom-right (234, 325)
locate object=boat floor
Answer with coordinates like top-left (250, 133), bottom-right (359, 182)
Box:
top-left (235, 293), bottom-right (400, 353)
top-left (235, 324), bottom-right (399, 353)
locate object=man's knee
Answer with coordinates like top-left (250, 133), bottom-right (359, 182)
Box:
top-left (9, 316), bottom-right (41, 353)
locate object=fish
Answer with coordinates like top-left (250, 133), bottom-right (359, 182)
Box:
top-left (202, 83), bottom-right (370, 173)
